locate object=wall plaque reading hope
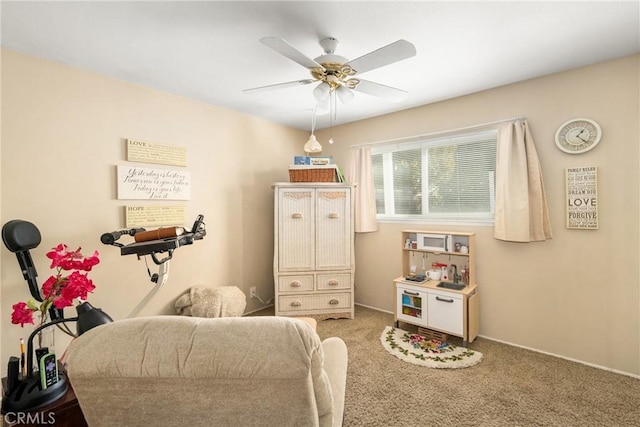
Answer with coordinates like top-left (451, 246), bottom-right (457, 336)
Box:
top-left (125, 205), bottom-right (187, 227)
top-left (117, 165), bottom-right (191, 200)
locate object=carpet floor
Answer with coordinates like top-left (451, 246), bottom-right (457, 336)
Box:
top-left (301, 305), bottom-right (640, 427)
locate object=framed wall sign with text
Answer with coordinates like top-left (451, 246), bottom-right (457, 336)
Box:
top-left (126, 139), bottom-right (187, 167)
top-left (565, 166), bottom-right (598, 230)
top-left (117, 165), bottom-right (191, 200)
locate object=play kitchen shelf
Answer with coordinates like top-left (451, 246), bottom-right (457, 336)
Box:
top-left (394, 230), bottom-right (479, 346)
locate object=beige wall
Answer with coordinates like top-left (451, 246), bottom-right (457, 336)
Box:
top-left (2, 48), bottom-right (638, 377)
top-left (317, 54), bottom-right (640, 376)
top-left (0, 49), bottom-right (3, 375)
top-left (1, 49), bottom-right (306, 368)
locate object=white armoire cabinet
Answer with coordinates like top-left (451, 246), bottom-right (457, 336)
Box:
top-left (273, 183), bottom-right (354, 320)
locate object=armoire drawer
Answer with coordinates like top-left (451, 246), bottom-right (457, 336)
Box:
top-left (316, 273), bottom-right (351, 291)
top-left (278, 293), bottom-right (351, 313)
top-left (277, 275), bottom-right (314, 292)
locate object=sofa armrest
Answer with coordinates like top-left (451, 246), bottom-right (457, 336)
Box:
top-left (297, 317), bottom-right (318, 331)
top-left (321, 337), bottom-right (348, 427)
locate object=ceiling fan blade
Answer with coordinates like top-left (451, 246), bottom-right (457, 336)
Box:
top-left (243, 79), bottom-right (316, 94)
top-left (346, 39), bottom-right (416, 75)
top-left (260, 37), bottom-right (323, 70)
top-left (353, 79), bottom-right (409, 102)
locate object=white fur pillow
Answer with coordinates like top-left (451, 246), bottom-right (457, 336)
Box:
top-left (175, 286), bottom-right (246, 317)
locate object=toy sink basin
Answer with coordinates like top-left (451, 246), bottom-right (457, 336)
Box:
top-left (436, 281), bottom-right (466, 291)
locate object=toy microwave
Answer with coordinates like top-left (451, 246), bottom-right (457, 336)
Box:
top-left (416, 233), bottom-right (452, 252)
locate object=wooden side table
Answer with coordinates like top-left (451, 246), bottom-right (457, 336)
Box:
top-left (1, 377), bottom-right (87, 427)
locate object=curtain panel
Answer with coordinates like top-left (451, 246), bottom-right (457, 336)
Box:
top-left (494, 120), bottom-right (553, 242)
top-left (348, 147), bottom-right (378, 233)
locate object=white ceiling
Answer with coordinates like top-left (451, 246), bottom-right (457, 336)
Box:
top-left (2, 1), bottom-right (639, 131)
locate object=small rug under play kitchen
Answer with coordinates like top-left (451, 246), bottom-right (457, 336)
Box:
top-left (381, 326), bottom-right (483, 369)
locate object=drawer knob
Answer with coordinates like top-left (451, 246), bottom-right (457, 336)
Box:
top-left (290, 280), bottom-right (301, 288)
top-left (328, 279), bottom-right (339, 286)
top-left (290, 301), bottom-right (302, 307)
top-left (329, 299), bottom-right (339, 305)
top-left (328, 213), bottom-right (339, 219)
top-left (292, 213), bottom-right (303, 219)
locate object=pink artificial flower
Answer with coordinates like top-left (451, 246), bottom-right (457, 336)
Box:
top-left (46, 243), bottom-right (69, 269)
top-left (12, 243), bottom-right (100, 328)
top-left (46, 245), bottom-right (100, 271)
top-left (11, 302), bottom-right (35, 326)
top-left (77, 250), bottom-right (100, 271)
top-left (52, 294), bottom-right (74, 309)
top-left (41, 275), bottom-right (60, 300)
top-left (52, 271), bottom-right (95, 309)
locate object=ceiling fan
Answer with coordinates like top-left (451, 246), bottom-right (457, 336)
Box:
top-left (243, 36), bottom-right (417, 104)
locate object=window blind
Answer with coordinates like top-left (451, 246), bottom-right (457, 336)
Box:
top-left (371, 130), bottom-right (497, 222)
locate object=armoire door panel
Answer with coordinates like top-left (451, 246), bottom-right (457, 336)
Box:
top-left (316, 189), bottom-right (351, 270)
top-left (278, 189), bottom-right (315, 271)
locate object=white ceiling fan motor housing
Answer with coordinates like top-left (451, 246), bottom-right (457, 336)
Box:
top-left (314, 37), bottom-right (349, 64)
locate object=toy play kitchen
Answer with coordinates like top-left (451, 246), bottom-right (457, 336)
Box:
top-left (394, 230), bottom-right (479, 347)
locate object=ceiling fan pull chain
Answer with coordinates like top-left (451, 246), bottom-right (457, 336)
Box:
top-left (311, 104), bottom-right (317, 134)
top-left (329, 93), bottom-right (335, 144)
top-left (332, 91), bottom-right (337, 121)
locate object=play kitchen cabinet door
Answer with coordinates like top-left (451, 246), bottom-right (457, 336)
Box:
top-left (426, 290), bottom-right (463, 335)
top-left (395, 281), bottom-right (474, 343)
top-left (273, 183), bottom-right (354, 320)
top-left (396, 283), bottom-right (463, 333)
top-left (396, 283), bottom-right (429, 328)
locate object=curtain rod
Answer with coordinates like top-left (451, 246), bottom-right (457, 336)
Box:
top-left (349, 115), bottom-right (526, 148)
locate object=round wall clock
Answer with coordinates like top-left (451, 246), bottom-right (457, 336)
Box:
top-left (555, 118), bottom-right (602, 154)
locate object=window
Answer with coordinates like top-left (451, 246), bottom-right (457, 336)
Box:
top-left (371, 130), bottom-right (497, 224)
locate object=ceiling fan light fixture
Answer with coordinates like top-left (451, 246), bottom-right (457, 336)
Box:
top-left (304, 134), bottom-right (322, 153)
top-left (314, 54), bottom-right (349, 65)
top-left (336, 85), bottom-right (355, 104)
top-left (247, 35), bottom-right (417, 125)
top-left (304, 106), bottom-right (322, 154)
top-left (313, 82), bottom-right (331, 102)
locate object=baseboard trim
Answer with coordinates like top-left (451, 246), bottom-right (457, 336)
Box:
top-left (355, 302), bottom-right (394, 315)
top-left (243, 304), bottom-right (274, 316)
top-left (478, 335), bottom-right (640, 380)
top-left (354, 303), bottom-right (640, 379)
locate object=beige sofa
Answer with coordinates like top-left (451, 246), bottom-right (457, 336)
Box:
top-left (65, 315), bottom-right (348, 427)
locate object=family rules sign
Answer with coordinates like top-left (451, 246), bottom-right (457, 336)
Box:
top-left (565, 166), bottom-right (598, 230)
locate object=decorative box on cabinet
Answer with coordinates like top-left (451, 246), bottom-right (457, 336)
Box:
top-left (394, 230), bottom-right (479, 346)
top-left (273, 183), bottom-right (354, 320)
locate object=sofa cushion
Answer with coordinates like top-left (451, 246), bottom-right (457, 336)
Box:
top-left (66, 315), bottom-right (336, 427)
